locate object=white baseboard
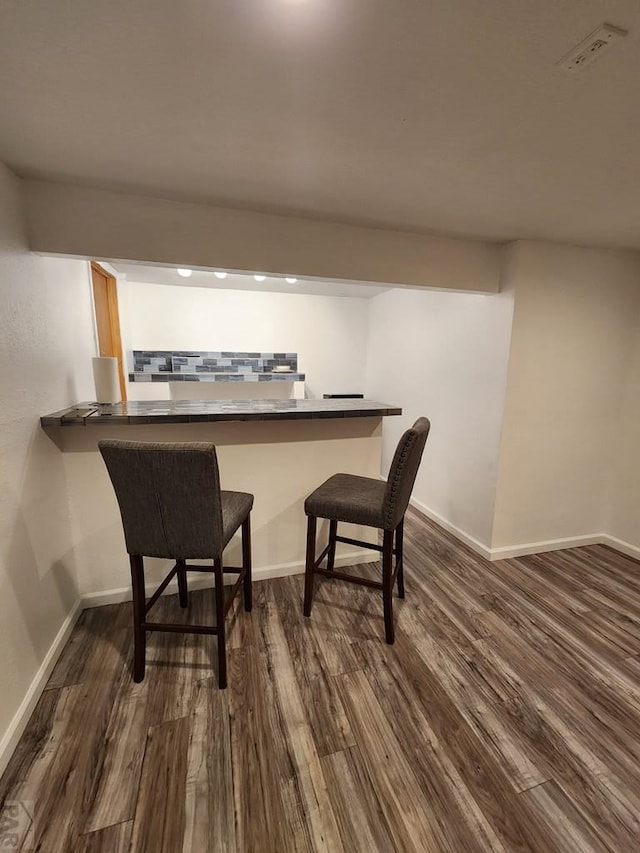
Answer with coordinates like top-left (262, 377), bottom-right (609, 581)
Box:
top-left (0, 600), bottom-right (82, 779)
top-left (488, 534), bottom-right (604, 561)
top-left (80, 550), bottom-right (376, 609)
top-left (408, 498), bottom-right (493, 559)
top-left (408, 497), bottom-right (640, 565)
top-left (600, 534), bottom-right (640, 562)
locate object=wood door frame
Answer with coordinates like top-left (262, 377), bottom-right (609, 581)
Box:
top-left (91, 261), bottom-right (127, 401)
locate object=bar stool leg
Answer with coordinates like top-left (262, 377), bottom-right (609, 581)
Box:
top-left (396, 519), bottom-right (405, 599)
top-left (303, 515), bottom-right (317, 617)
top-left (177, 559), bottom-right (188, 608)
top-left (382, 531), bottom-right (395, 644)
top-left (130, 555), bottom-right (147, 682)
top-left (242, 515), bottom-right (252, 612)
top-left (326, 519), bottom-right (338, 572)
top-left (214, 559), bottom-right (227, 689)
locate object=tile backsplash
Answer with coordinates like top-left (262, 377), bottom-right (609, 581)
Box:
top-left (132, 351), bottom-right (298, 375)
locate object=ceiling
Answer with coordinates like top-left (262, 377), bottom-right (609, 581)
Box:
top-left (2, 1), bottom-right (640, 249)
top-left (110, 262), bottom-right (388, 298)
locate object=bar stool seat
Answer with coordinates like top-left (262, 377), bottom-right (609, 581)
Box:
top-left (221, 491), bottom-right (254, 546)
top-left (303, 418), bottom-right (431, 644)
top-left (304, 473), bottom-right (387, 529)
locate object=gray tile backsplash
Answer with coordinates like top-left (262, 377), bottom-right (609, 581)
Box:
top-left (131, 350), bottom-right (299, 381)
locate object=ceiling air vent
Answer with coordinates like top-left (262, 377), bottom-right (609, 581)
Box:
top-left (557, 23), bottom-right (628, 73)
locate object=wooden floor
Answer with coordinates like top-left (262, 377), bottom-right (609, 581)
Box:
top-left (3, 510), bottom-right (640, 852)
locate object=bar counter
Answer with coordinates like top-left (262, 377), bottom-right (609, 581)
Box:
top-left (41, 398), bottom-right (402, 427)
top-left (41, 399), bottom-right (402, 601)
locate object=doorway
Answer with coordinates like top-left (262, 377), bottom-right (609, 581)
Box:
top-left (90, 261), bottom-right (127, 401)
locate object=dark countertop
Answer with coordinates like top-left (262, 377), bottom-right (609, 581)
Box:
top-left (41, 398), bottom-right (402, 427)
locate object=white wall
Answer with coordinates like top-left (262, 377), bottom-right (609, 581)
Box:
top-left (24, 179), bottom-right (503, 291)
top-left (492, 241), bottom-right (640, 552)
top-left (606, 320), bottom-right (640, 551)
top-left (0, 163), bottom-right (96, 772)
top-left (122, 281), bottom-right (370, 400)
top-left (364, 285), bottom-right (515, 549)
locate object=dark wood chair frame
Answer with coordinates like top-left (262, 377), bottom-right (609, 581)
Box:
top-left (303, 516), bottom-right (404, 644)
top-left (130, 515), bottom-right (252, 689)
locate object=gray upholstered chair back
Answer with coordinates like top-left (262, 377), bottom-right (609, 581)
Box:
top-left (382, 417), bottom-right (431, 530)
top-left (99, 440), bottom-right (225, 559)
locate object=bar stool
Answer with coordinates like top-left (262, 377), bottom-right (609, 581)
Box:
top-left (303, 418), bottom-right (430, 644)
top-left (99, 439), bottom-right (253, 689)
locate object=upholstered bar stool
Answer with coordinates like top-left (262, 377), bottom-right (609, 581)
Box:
top-left (99, 440), bottom-right (253, 689)
top-left (303, 418), bottom-right (430, 644)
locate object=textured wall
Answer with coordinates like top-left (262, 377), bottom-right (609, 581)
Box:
top-left (0, 162), bottom-right (95, 769)
top-left (364, 284), bottom-right (514, 548)
top-left (24, 179), bottom-right (502, 291)
top-left (492, 241), bottom-right (640, 550)
top-left (606, 320), bottom-right (640, 550)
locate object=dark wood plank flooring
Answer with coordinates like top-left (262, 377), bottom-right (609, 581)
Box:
top-left (2, 508), bottom-right (640, 851)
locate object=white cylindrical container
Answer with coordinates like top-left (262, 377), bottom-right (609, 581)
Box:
top-left (92, 356), bottom-right (121, 404)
